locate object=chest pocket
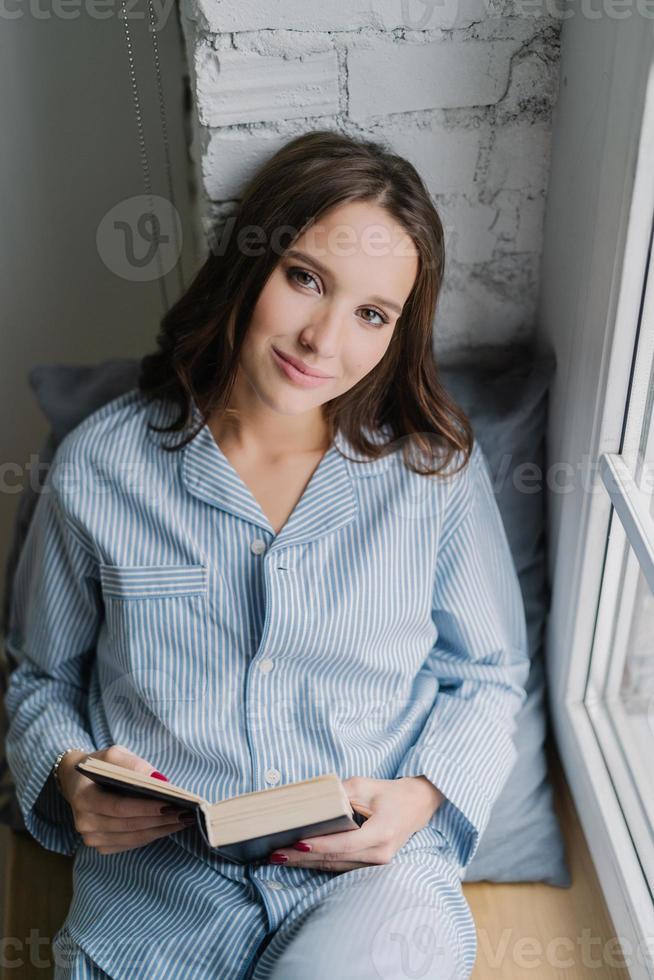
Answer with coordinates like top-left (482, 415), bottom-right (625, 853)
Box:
top-left (99, 563), bottom-right (209, 713)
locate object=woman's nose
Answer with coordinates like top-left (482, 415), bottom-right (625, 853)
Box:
top-left (300, 306), bottom-right (347, 354)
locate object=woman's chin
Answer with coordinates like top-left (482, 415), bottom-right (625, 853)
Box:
top-left (260, 386), bottom-right (322, 415)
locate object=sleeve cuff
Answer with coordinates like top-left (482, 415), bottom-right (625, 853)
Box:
top-left (395, 748), bottom-right (509, 870)
top-left (7, 731), bottom-right (96, 857)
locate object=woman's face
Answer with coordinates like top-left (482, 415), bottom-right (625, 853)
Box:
top-left (235, 200), bottom-right (419, 417)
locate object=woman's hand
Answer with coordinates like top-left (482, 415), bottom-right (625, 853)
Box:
top-left (266, 775), bottom-right (444, 872)
top-left (56, 744), bottom-right (197, 855)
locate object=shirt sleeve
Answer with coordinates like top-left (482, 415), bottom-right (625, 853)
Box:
top-left (3, 455), bottom-right (102, 856)
top-left (394, 440), bottom-right (530, 871)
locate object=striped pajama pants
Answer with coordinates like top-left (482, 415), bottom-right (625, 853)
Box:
top-left (53, 857), bottom-right (477, 979)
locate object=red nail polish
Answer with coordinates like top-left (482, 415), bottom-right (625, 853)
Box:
top-left (293, 842), bottom-right (311, 852)
top-left (269, 853), bottom-right (288, 863)
top-left (150, 771), bottom-right (169, 781)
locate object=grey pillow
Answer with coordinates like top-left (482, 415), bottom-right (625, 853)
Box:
top-left (28, 358), bottom-right (142, 445)
top-left (1, 359), bottom-right (142, 645)
top-left (0, 350), bottom-right (570, 887)
top-left (0, 360), bottom-right (143, 831)
top-left (439, 345), bottom-right (570, 887)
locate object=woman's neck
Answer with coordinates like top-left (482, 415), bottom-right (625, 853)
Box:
top-left (207, 412), bottom-right (331, 460)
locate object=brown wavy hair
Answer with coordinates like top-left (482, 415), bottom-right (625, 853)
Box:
top-left (138, 129), bottom-right (473, 477)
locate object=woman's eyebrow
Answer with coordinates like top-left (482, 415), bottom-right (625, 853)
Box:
top-left (284, 248), bottom-right (404, 316)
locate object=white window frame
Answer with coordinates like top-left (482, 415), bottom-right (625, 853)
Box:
top-left (543, 16), bottom-right (654, 980)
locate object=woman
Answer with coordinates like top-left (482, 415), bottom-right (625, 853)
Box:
top-left (5, 130), bottom-right (529, 979)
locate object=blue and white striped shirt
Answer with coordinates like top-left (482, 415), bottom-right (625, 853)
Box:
top-left (4, 388), bottom-right (529, 972)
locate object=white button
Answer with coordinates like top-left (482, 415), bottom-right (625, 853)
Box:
top-left (265, 880), bottom-right (284, 890)
top-left (250, 538), bottom-right (267, 555)
top-left (258, 659), bottom-right (274, 674)
top-left (264, 768), bottom-right (280, 785)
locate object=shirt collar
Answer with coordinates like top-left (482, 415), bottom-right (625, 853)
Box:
top-left (145, 395), bottom-right (395, 546)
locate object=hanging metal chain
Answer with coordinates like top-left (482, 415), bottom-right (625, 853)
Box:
top-left (144, 0), bottom-right (185, 297)
top-left (119, 0), bottom-right (186, 312)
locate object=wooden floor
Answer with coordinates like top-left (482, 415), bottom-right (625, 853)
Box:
top-left (2, 743), bottom-right (628, 979)
top-left (464, 740), bottom-right (629, 978)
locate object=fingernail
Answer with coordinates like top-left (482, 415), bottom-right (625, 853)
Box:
top-left (293, 842), bottom-right (311, 852)
top-left (269, 853), bottom-right (288, 863)
top-left (151, 771), bottom-right (169, 781)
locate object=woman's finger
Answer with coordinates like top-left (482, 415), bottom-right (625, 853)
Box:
top-left (85, 819), bottom-right (194, 853)
top-left (85, 817), bottom-right (192, 843)
top-left (268, 842), bottom-right (385, 867)
top-left (313, 861), bottom-right (371, 871)
top-left (81, 785), bottom-right (183, 820)
top-left (78, 811), bottom-right (195, 834)
top-left (270, 856), bottom-right (372, 872)
top-left (292, 811), bottom-right (389, 856)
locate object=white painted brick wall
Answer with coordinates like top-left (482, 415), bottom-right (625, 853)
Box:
top-left (347, 39), bottom-right (517, 119)
top-left (191, 0), bottom-right (500, 34)
top-left (179, 1), bottom-right (561, 354)
top-left (486, 121), bottom-right (552, 195)
top-left (195, 46), bottom-right (340, 127)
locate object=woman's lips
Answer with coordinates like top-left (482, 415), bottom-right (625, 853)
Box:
top-left (273, 347), bottom-right (332, 378)
top-left (271, 347), bottom-right (333, 388)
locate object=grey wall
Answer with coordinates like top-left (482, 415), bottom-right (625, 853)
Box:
top-left (0, 0), bottom-right (200, 596)
top-left (0, 0), bottom-right (199, 927)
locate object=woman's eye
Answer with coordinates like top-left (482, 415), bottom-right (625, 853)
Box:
top-left (288, 267), bottom-right (388, 327)
top-left (288, 267), bottom-right (319, 290)
top-left (359, 308), bottom-right (387, 327)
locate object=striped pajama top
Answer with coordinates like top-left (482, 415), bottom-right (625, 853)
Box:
top-left (4, 388), bottom-right (529, 972)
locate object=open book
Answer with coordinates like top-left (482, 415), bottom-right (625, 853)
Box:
top-left (75, 758), bottom-right (372, 864)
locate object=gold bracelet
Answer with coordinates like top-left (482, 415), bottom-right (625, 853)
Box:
top-left (53, 747), bottom-right (88, 794)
